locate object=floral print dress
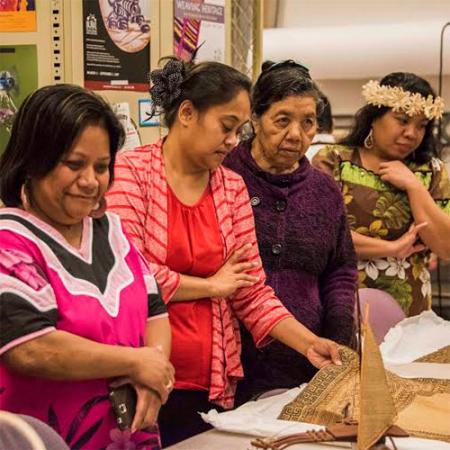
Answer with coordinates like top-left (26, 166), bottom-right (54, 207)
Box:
top-left (313, 145), bottom-right (450, 315)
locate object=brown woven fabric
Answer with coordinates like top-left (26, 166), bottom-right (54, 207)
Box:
top-left (415, 346), bottom-right (450, 363)
top-left (358, 325), bottom-right (397, 449)
top-left (279, 345), bottom-right (450, 443)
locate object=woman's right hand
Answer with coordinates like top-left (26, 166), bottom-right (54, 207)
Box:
top-left (388, 222), bottom-right (428, 259)
top-left (207, 244), bottom-right (259, 298)
top-left (129, 346), bottom-right (175, 404)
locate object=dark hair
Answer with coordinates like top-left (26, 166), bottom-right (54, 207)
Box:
top-left (317, 93), bottom-right (333, 134)
top-left (340, 72), bottom-right (438, 164)
top-left (0, 84), bottom-right (125, 207)
top-left (252, 60), bottom-right (323, 118)
top-left (149, 57), bottom-right (251, 128)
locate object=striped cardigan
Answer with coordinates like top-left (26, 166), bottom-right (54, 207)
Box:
top-left (106, 140), bottom-right (292, 408)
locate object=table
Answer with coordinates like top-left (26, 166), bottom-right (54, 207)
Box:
top-left (166, 429), bottom-right (450, 450)
top-left (167, 312), bottom-right (450, 450)
top-left (167, 429), bottom-right (353, 449)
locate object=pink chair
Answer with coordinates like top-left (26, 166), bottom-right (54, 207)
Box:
top-left (355, 288), bottom-right (406, 344)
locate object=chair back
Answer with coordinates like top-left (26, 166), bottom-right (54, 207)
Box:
top-left (356, 288), bottom-right (406, 344)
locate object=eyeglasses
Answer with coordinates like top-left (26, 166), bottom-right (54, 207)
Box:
top-left (264, 60), bottom-right (311, 78)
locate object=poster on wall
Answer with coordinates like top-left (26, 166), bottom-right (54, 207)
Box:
top-left (174, 0), bottom-right (225, 63)
top-left (0, 0), bottom-right (36, 32)
top-left (82, 0), bottom-right (150, 92)
top-left (0, 44), bottom-right (38, 155)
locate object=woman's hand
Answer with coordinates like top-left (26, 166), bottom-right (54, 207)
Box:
top-left (388, 222), bottom-right (428, 258)
top-left (378, 161), bottom-right (422, 192)
top-left (109, 379), bottom-right (163, 433)
top-left (207, 244), bottom-right (259, 297)
top-left (129, 346), bottom-right (174, 404)
top-left (305, 337), bottom-right (342, 369)
top-left (131, 385), bottom-right (162, 432)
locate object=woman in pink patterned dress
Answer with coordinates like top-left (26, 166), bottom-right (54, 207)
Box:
top-left (0, 84), bottom-right (174, 449)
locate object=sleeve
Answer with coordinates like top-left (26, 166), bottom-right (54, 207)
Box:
top-left (106, 152), bottom-right (148, 254)
top-left (0, 247), bottom-right (57, 355)
top-left (228, 180), bottom-right (292, 347)
top-left (145, 262), bottom-right (180, 305)
top-left (311, 145), bottom-right (342, 183)
top-left (107, 152), bottom-right (181, 303)
top-left (319, 206), bottom-right (357, 345)
top-left (136, 252), bottom-right (168, 320)
top-left (429, 159), bottom-right (450, 216)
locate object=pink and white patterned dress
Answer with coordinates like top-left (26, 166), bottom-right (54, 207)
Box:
top-left (0, 208), bottom-right (167, 450)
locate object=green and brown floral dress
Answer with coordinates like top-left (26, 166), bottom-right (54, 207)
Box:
top-left (313, 145), bottom-right (450, 315)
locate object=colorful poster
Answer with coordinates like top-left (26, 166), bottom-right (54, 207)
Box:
top-left (0, 0), bottom-right (36, 32)
top-left (83, 0), bottom-right (150, 92)
top-left (0, 44), bottom-right (38, 155)
top-left (138, 99), bottom-right (159, 127)
top-left (174, 0), bottom-right (225, 63)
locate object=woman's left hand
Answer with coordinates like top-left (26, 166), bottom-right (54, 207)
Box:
top-left (378, 161), bottom-right (422, 192)
top-left (305, 338), bottom-right (341, 369)
top-left (131, 384), bottom-right (162, 432)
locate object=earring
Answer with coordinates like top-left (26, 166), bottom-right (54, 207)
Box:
top-left (89, 196), bottom-right (106, 219)
top-left (364, 129), bottom-right (374, 149)
top-left (20, 179), bottom-right (31, 211)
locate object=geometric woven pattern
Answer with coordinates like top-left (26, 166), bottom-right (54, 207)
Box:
top-left (279, 346), bottom-right (450, 443)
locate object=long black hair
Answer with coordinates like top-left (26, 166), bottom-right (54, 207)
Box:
top-left (0, 84), bottom-right (125, 207)
top-left (341, 72), bottom-right (438, 164)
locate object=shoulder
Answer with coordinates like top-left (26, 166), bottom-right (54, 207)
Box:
top-left (223, 140), bottom-right (250, 173)
top-left (0, 209), bottom-right (42, 247)
top-left (100, 212), bottom-right (134, 242)
top-left (115, 141), bottom-right (163, 169)
top-left (216, 164), bottom-right (248, 194)
top-left (312, 144), bottom-right (355, 180)
top-left (0, 210), bottom-right (47, 275)
top-left (100, 211), bottom-right (122, 229)
top-left (315, 144), bottom-right (354, 163)
top-left (310, 165), bottom-right (342, 192)
top-left (306, 166), bottom-right (346, 214)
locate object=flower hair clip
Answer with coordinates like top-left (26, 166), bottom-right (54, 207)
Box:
top-left (362, 80), bottom-right (445, 120)
top-left (150, 59), bottom-right (185, 108)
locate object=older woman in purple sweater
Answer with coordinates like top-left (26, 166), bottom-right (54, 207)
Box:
top-left (224, 60), bottom-right (357, 403)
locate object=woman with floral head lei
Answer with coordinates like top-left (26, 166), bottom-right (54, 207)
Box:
top-left (313, 72), bottom-right (450, 316)
top-left (224, 60), bottom-right (357, 405)
top-left (107, 57), bottom-right (342, 446)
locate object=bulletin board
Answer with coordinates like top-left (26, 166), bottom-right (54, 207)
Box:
top-left (0, 0), bottom-right (172, 152)
top-left (0, 0), bottom-right (235, 153)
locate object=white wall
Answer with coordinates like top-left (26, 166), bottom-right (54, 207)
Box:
top-left (277, 0), bottom-right (450, 28)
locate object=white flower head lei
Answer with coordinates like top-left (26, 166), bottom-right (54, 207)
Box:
top-left (362, 80), bottom-right (445, 120)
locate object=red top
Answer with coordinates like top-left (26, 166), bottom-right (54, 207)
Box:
top-left (166, 184), bottom-right (224, 390)
top-left (107, 141), bottom-right (293, 408)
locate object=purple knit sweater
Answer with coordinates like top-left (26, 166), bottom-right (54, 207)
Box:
top-left (224, 140), bottom-right (357, 400)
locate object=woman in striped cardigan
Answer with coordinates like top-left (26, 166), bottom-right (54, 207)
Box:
top-left (107, 57), bottom-right (342, 447)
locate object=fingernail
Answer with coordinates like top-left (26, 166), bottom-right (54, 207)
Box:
top-left (335, 360), bottom-right (342, 366)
